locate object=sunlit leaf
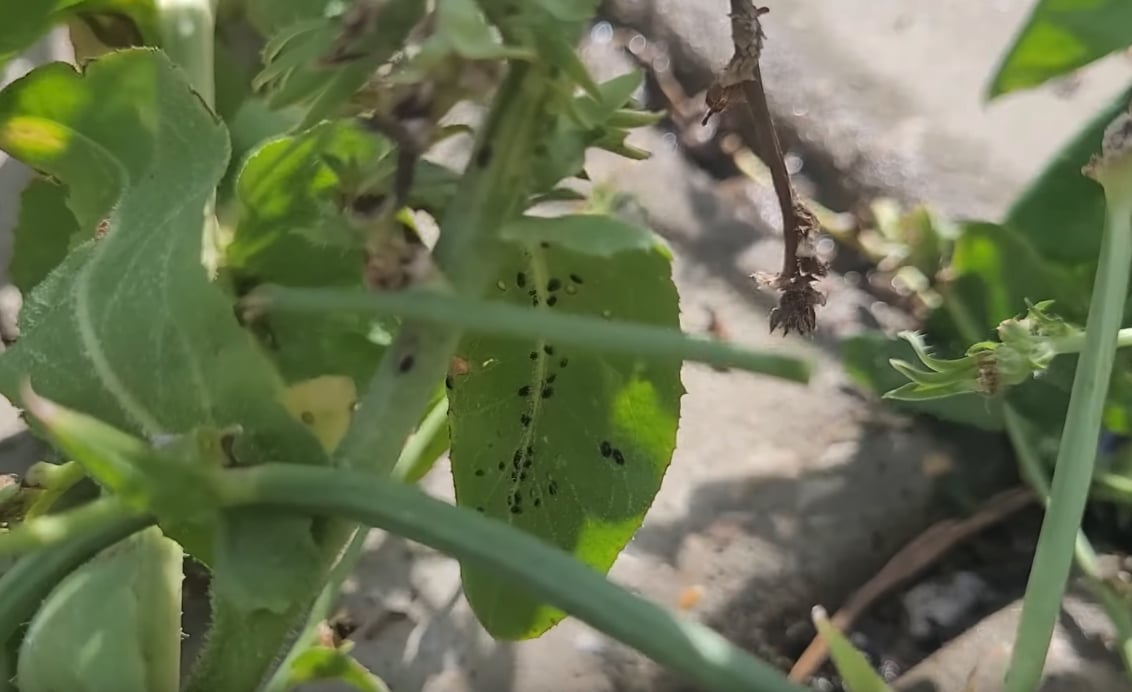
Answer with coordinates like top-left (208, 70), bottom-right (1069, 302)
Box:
top-left (449, 215), bottom-right (683, 638)
top-left (813, 607), bottom-right (893, 692)
top-left (1006, 84), bottom-right (1132, 266)
top-left (988, 0), bottom-right (1132, 98)
top-left (285, 646), bottom-right (390, 692)
top-left (0, 49), bottom-right (328, 612)
top-left (227, 119), bottom-right (391, 389)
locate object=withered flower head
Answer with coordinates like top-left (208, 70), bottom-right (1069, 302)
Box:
top-left (767, 276), bottom-right (825, 337)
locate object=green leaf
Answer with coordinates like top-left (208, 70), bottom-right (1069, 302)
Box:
top-left (433, 0), bottom-right (532, 62)
top-left (988, 0), bottom-right (1132, 98)
top-left (0, 49), bottom-right (328, 613)
top-left (254, 0), bottom-right (425, 125)
top-left (228, 119), bottom-right (389, 388)
top-left (9, 177), bottom-right (81, 295)
top-left (245, 0), bottom-right (338, 35)
top-left (448, 216), bottom-right (683, 639)
top-left (223, 463), bottom-right (810, 692)
top-left (1005, 83), bottom-right (1132, 266)
top-left (0, 0), bottom-right (157, 68)
top-left (284, 646), bottom-right (389, 692)
top-left (813, 607), bottom-right (893, 692)
top-left (948, 221), bottom-right (1085, 332)
top-left (16, 526), bottom-right (182, 692)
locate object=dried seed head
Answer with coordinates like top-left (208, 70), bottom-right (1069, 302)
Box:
top-left (767, 277), bottom-right (825, 337)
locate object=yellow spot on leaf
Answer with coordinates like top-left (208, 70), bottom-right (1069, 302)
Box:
top-left (0, 117), bottom-right (70, 160)
top-left (281, 376), bottom-right (357, 452)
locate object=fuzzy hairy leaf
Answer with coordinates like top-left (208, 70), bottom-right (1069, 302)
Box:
top-left (448, 214), bottom-right (683, 638)
top-left (0, 49), bottom-right (327, 610)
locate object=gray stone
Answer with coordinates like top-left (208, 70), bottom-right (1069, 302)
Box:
top-left (895, 593), bottom-right (1128, 692)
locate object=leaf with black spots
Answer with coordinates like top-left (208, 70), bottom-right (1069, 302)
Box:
top-left (448, 214), bottom-right (683, 638)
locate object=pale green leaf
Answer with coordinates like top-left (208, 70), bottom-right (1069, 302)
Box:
top-left (17, 526), bottom-right (182, 692)
top-left (449, 217), bottom-right (683, 639)
top-left (0, 49), bottom-right (328, 609)
top-left (228, 119), bottom-right (389, 388)
top-left (500, 213), bottom-right (663, 258)
top-left (285, 646), bottom-right (390, 692)
top-left (813, 608), bottom-right (893, 692)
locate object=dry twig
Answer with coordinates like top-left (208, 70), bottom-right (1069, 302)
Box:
top-left (787, 486), bottom-right (1036, 682)
top-left (704, 2), bottom-right (826, 336)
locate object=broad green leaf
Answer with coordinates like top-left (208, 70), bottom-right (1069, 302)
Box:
top-left (1006, 83), bottom-right (1132, 266)
top-left (448, 215), bottom-right (683, 639)
top-left (17, 526), bottom-right (182, 692)
top-left (284, 646), bottom-right (390, 692)
top-left (840, 332), bottom-right (1003, 431)
top-left (0, 49), bottom-right (328, 610)
top-left (813, 607), bottom-right (892, 692)
top-left (228, 119), bottom-right (390, 388)
top-left (988, 0), bottom-right (1132, 98)
top-left (948, 221), bottom-right (1085, 332)
top-left (9, 177), bottom-right (81, 294)
top-left (0, 0), bottom-right (156, 68)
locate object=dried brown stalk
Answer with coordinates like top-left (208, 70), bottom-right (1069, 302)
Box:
top-left (704, 2), bottom-right (826, 336)
top-left (787, 486), bottom-right (1036, 683)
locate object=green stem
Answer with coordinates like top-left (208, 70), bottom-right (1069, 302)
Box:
top-left (195, 51), bottom-right (580, 692)
top-left (392, 395), bottom-right (450, 483)
top-left (155, 0), bottom-right (223, 272)
top-left (1004, 183), bottom-right (1132, 692)
top-left (1004, 405), bottom-right (1132, 681)
top-left (261, 526), bottom-right (371, 692)
top-left (331, 62), bottom-right (559, 476)
top-left (0, 513), bottom-right (153, 643)
top-left (1051, 326), bottom-right (1132, 355)
top-left (216, 463), bottom-right (809, 692)
top-left (0, 496), bottom-right (136, 556)
top-left (255, 286), bottom-right (811, 383)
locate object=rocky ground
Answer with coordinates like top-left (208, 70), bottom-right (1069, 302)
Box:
top-left (1, 2), bottom-right (1130, 691)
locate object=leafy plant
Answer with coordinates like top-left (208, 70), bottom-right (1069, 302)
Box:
top-left (0, 1), bottom-right (815, 691)
top-left (843, 0), bottom-right (1132, 689)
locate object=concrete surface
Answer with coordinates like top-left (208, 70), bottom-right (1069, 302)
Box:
top-left (896, 592), bottom-right (1127, 692)
top-left (0, 4), bottom-right (1127, 692)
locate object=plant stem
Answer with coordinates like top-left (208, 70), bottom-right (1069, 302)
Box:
top-left (1003, 405), bottom-right (1132, 681)
top-left (1051, 326), bottom-right (1132, 355)
top-left (154, 0), bottom-right (224, 273)
top-left (0, 496), bottom-right (135, 555)
top-left (392, 395), bottom-right (449, 483)
top-left (1004, 177), bottom-right (1132, 692)
top-left (261, 526), bottom-right (371, 692)
top-left (255, 285), bottom-right (811, 382)
top-left (331, 62), bottom-right (556, 476)
top-left (216, 463), bottom-right (809, 692)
